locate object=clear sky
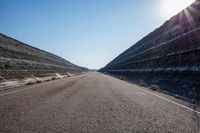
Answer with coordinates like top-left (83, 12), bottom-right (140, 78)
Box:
top-left (0, 0), bottom-right (195, 69)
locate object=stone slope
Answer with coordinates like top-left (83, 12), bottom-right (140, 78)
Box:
top-left (101, 0), bottom-right (200, 102)
top-left (0, 33), bottom-right (87, 78)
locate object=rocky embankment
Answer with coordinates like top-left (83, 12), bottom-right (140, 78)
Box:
top-left (101, 0), bottom-right (200, 102)
top-left (0, 33), bottom-right (88, 79)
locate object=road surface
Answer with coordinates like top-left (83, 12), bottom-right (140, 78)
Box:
top-left (0, 72), bottom-right (200, 132)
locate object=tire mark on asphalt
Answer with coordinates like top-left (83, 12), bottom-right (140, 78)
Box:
top-left (46, 80), bottom-right (77, 96)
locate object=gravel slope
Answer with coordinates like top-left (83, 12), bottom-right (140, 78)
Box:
top-left (0, 33), bottom-right (87, 78)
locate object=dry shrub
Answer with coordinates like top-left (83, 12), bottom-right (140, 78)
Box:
top-left (51, 77), bottom-right (56, 80)
top-left (26, 82), bottom-right (35, 85)
top-left (150, 85), bottom-right (160, 91)
top-left (36, 80), bottom-right (42, 83)
top-left (138, 80), bottom-right (147, 87)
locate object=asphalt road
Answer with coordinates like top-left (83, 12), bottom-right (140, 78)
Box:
top-left (0, 72), bottom-right (200, 133)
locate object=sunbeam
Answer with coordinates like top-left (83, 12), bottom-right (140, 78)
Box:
top-left (161, 0), bottom-right (195, 19)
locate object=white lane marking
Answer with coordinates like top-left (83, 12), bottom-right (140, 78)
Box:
top-left (0, 86), bottom-right (34, 97)
top-left (133, 85), bottom-right (200, 114)
top-left (1, 74), bottom-right (200, 114)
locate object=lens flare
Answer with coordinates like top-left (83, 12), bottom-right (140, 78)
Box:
top-left (161, 0), bottom-right (195, 19)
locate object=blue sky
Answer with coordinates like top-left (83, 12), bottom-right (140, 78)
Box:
top-left (0, 0), bottom-right (195, 69)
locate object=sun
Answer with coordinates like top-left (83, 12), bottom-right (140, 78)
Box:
top-left (161, 0), bottom-right (195, 19)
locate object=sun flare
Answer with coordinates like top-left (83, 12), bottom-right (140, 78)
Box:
top-left (161, 0), bottom-right (195, 19)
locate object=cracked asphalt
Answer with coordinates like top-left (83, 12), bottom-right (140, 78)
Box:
top-left (0, 72), bottom-right (200, 133)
